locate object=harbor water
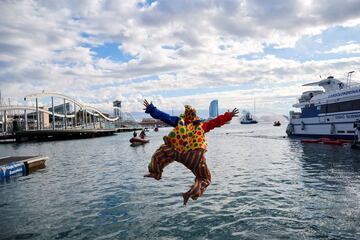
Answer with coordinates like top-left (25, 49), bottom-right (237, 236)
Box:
top-left (1, 123), bottom-right (360, 239)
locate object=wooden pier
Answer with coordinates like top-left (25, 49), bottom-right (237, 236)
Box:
top-left (0, 129), bottom-right (116, 143)
top-left (0, 127), bottom-right (144, 143)
top-left (115, 127), bottom-right (142, 132)
top-left (0, 156), bottom-right (48, 179)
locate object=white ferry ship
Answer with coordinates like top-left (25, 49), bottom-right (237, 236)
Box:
top-left (287, 74), bottom-right (360, 140)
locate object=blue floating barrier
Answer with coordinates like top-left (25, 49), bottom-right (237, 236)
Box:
top-left (0, 162), bottom-right (26, 179)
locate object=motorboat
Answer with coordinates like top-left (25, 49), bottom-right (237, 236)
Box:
top-left (273, 121), bottom-right (281, 126)
top-left (129, 136), bottom-right (149, 146)
top-left (240, 111), bottom-right (258, 124)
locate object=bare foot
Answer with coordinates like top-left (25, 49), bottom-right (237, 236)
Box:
top-left (183, 192), bottom-right (191, 206)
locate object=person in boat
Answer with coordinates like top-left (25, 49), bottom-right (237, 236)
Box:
top-left (139, 129), bottom-right (146, 139)
top-left (133, 131), bottom-right (137, 138)
top-left (143, 99), bottom-right (239, 205)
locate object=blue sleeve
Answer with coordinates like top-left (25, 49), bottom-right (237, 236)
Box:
top-left (145, 103), bottom-right (180, 127)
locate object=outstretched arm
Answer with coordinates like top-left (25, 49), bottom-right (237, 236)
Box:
top-left (143, 99), bottom-right (180, 127)
top-left (202, 108), bottom-right (239, 133)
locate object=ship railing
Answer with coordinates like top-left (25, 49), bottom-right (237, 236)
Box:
top-left (346, 81), bottom-right (360, 88)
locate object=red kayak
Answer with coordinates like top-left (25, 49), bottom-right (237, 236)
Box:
top-left (301, 139), bottom-right (321, 143)
top-left (322, 139), bottom-right (343, 145)
top-left (129, 137), bottom-right (149, 145)
top-left (301, 138), bottom-right (352, 146)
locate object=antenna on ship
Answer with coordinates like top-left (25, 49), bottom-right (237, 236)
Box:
top-left (253, 97), bottom-right (256, 116)
top-left (347, 71), bottom-right (355, 87)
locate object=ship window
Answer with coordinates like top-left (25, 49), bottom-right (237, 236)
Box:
top-left (337, 130), bottom-right (345, 133)
top-left (352, 99), bottom-right (360, 111)
top-left (321, 99), bottom-right (360, 114)
top-left (339, 101), bottom-right (353, 112)
top-left (347, 130), bottom-right (355, 133)
top-left (327, 103), bottom-right (340, 113)
top-left (320, 105), bottom-right (327, 113)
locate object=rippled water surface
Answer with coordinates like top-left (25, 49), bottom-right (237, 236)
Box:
top-left (1, 123), bottom-right (360, 239)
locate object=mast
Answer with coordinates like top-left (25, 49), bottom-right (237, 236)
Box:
top-left (253, 98), bottom-right (256, 115)
top-left (347, 71), bottom-right (355, 87)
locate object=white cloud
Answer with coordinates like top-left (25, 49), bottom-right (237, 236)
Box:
top-left (1, 0), bottom-right (360, 115)
top-left (326, 43), bottom-right (360, 54)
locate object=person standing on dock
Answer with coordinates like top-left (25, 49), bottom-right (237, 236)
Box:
top-left (143, 99), bottom-right (239, 205)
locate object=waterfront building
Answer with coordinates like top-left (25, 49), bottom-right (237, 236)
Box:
top-left (48, 102), bottom-right (71, 114)
top-left (140, 118), bottom-right (167, 127)
top-left (209, 99), bottom-right (219, 119)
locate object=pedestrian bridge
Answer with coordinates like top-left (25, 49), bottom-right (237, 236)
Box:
top-left (0, 92), bottom-right (139, 133)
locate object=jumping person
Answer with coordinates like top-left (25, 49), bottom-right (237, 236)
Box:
top-left (143, 99), bottom-right (239, 205)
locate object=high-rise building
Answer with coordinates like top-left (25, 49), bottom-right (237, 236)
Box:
top-left (209, 99), bottom-right (219, 119)
top-left (113, 100), bottom-right (122, 119)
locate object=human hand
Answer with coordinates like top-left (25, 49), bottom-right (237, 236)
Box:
top-left (143, 99), bottom-right (151, 110)
top-left (229, 108), bottom-right (239, 117)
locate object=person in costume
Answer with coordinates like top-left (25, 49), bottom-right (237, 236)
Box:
top-left (143, 99), bottom-right (239, 205)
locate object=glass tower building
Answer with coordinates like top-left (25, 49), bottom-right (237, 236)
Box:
top-left (209, 99), bottom-right (219, 119)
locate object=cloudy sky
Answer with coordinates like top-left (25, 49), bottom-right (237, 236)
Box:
top-left (1, 0), bottom-right (360, 116)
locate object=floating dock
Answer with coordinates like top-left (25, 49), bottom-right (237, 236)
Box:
top-left (0, 128), bottom-right (143, 143)
top-left (0, 129), bottom-right (116, 143)
top-left (0, 156), bottom-right (48, 179)
top-left (115, 127), bottom-right (142, 133)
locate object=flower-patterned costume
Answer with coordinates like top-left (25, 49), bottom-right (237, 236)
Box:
top-left (145, 103), bottom-right (233, 204)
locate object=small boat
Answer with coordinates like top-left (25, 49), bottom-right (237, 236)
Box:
top-left (273, 121), bottom-right (281, 126)
top-left (301, 139), bottom-right (322, 143)
top-left (240, 111), bottom-right (258, 124)
top-left (129, 137), bottom-right (149, 146)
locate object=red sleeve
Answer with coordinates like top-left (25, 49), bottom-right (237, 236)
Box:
top-left (202, 112), bottom-right (232, 133)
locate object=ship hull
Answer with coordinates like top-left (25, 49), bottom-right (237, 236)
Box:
top-left (287, 113), bottom-right (359, 140)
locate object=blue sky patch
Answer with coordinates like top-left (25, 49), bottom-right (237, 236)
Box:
top-left (91, 42), bottom-right (136, 62)
top-left (137, 0), bottom-right (157, 9)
